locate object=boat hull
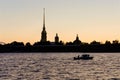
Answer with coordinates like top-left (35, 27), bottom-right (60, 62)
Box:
top-left (73, 57), bottom-right (93, 60)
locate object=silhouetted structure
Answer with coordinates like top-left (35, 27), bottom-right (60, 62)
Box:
top-left (73, 34), bottom-right (81, 45)
top-left (55, 33), bottom-right (59, 43)
top-left (1, 9), bottom-right (120, 52)
top-left (1, 40), bottom-right (120, 52)
top-left (41, 8), bottom-right (47, 42)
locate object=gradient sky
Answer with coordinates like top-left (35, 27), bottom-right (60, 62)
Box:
top-left (0, 0), bottom-right (120, 44)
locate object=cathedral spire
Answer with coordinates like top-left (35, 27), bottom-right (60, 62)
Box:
top-left (41, 8), bottom-right (47, 42)
top-left (43, 8), bottom-right (45, 29)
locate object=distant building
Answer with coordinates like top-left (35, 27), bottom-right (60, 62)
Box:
top-left (73, 34), bottom-right (81, 45)
top-left (41, 8), bottom-right (47, 42)
top-left (55, 33), bottom-right (59, 43)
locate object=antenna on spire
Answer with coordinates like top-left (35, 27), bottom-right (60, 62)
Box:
top-left (43, 8), bottom-right (45, 28)
top-left (41, 8), bottom-right (47, 42)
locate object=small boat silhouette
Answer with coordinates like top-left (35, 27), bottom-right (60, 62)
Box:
top-left (74, 54), bottom-right (93, 60)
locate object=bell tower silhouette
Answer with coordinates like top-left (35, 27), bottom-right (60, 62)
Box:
top-left (55, 33), bottom-right (59, 43)
top-left (41, 8), bottom-right (47, 42)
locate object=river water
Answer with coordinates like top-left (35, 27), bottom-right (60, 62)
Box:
top-left (0, 53), bottom-right (120, 80)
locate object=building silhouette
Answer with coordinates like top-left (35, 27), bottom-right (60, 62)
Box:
top-left (41, 8), bottom-right (47, 42)
top-left (73, 34), bottom-right (81, 45)
top-left (55, 33), bottom-right (59, 43)
top-left (40, 8), bottom-right (81, 45)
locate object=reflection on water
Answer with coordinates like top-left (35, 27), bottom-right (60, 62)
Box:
top-left (0, 53), bottom-right (120, 80)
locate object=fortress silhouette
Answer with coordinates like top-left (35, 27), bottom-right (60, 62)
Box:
top-left (0, 8), bottom-right (120, 52)
top-left (40, 8), bottom-right (81, 45)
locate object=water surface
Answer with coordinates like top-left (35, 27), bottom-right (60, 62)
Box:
top-left (0, 53), bottom-right (120, 80)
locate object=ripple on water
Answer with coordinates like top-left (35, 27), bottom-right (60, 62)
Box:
top-left (0, 53), bottom-right (120, 80)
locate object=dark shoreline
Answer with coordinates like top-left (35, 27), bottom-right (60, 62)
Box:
top-left (1, 45), bottom-right (120, 53)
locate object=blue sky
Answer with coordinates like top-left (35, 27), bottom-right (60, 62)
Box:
top-left (0, 0), bottom-right (120, 44)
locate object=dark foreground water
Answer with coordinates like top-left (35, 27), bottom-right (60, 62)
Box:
top-left (0, 53), bottom-right (120, 80)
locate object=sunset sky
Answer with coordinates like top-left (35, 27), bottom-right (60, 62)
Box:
top-left (0, 0), bottom-right (120, 44)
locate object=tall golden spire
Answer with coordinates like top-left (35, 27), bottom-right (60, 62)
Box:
top-left (41, 8), bottom-right (47, 42)
top-left (43, 8), bottom-right (45, 29)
